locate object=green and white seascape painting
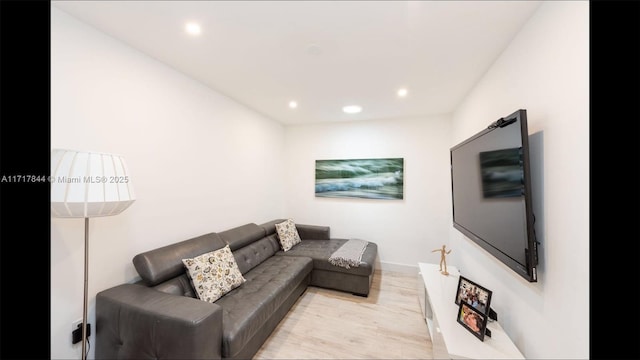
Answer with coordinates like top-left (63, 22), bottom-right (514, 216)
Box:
top-left (315, 158), bottom-right (404, 200)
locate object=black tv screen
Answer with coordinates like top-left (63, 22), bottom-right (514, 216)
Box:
top-left (450, 109), bottom-right (538, 282)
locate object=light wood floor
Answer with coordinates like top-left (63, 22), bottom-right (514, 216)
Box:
top-left (254, 269), bottom-right (433, 359)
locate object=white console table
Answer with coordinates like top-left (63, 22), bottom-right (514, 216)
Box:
top-left (417, 262), bottom-right (524, 359)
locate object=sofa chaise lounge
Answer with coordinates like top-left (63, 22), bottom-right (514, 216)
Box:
top-left (95, 219), bottom-right (378, 359)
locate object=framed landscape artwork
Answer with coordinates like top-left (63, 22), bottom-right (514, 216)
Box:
top-left (315, 158), bottom-right (404, 200)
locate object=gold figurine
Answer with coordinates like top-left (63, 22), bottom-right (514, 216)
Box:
top-left (432, 245), bottom-right (452, 275)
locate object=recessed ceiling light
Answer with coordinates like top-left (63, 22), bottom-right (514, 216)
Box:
top-left (185, 22), bottom-right (201, 36)
top-left (288, 101), bottom-right (298, 109)
top-left (342, 105), bottom-right (362, 114)
top-left (397, 88), bottom-right (408, 97)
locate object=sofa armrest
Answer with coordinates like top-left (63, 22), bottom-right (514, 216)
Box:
top-left (96, 283), bottom-right (223, 360)
top-left (296, 224), bottom-right (330, 240)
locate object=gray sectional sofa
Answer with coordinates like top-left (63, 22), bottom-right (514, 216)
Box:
top-left (95, 219), bottom-right (378, 359)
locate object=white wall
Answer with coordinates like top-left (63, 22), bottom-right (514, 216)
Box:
top-left (449, 2), bottom-right (589, 359)
top-left (51, 8), bottom-right (285, 359)
top-left (284, 115), bottom-right (452, 271)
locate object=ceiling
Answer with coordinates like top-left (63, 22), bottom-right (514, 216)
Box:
top-left (52, 1), bottom-right (542, 125)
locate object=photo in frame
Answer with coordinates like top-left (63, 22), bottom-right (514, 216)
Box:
top-left (454, 275), bottom-right (493, 316)
top-left (457, 301), bottom-right (489, 341)
top-left (314, 158), bottom-right (404, 200)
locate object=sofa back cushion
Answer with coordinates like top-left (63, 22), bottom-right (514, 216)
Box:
top-left (219, 223), bottom-right (266, 251)
top-left (259, 219), bottom-right (286, 237)
top-left (232, 234), bottom-right (281, 274)
top-left (219, 223), bottom-right (283, 275)
top-left (133, 232), bottom-right (226, 286)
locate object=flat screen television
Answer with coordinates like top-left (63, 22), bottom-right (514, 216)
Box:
top-left (450, 109), bottom-right (538, 282)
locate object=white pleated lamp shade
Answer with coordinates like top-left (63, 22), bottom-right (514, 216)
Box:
top-left (51, 149), bottom-right (136, 218)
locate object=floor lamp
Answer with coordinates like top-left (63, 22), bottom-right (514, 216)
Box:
top-left (51, 149), bottom-right (136, 360)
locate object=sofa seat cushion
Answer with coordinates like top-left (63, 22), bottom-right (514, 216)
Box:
top-left (276, 239), bottom-right (377, 277)
top-left (214, 255), bottom-right (313, 358)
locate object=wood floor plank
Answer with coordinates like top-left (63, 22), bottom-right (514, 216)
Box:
top-left (254, 269), bottom-right (433, 359)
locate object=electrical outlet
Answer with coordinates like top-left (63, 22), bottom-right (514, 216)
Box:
top-left (71, 319), bottom-right (91, 344)
top-left (72, 319), bottom-right (83, 332)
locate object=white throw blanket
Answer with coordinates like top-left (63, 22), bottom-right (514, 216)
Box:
top-left (328, 239), bottom-right (369, 269)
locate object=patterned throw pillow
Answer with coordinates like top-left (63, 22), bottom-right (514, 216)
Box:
top-left (182, 245), bottom-right (246, 303)
top-left (275, 219), bottom-right (302, 252)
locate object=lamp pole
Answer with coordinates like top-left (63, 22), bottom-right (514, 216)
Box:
top-left (82, 217), bottom-right (89, 360)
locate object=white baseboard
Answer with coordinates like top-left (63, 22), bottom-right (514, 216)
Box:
top-left (378, 261), bottom-right (419, 274)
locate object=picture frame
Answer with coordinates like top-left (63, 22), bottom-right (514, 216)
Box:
top-left (314, 158), bottom-right (404, 200)
top-left (457, 301), bottom-right (489, 341)
top-left (454, 275), bottom-right (493, 316)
